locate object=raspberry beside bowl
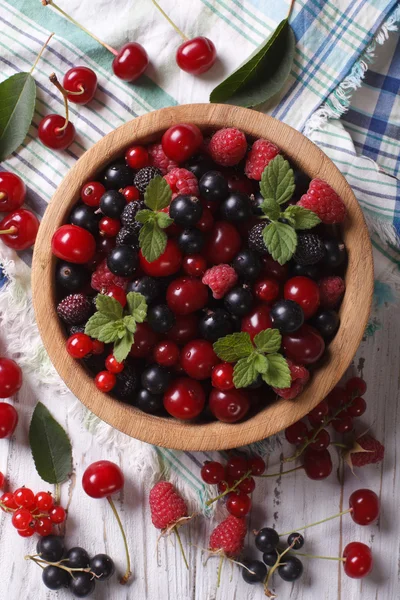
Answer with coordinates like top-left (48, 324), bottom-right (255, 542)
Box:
top-left (32, 104), bottom-right (373, 451)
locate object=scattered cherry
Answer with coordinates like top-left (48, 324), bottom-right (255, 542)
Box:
top-left (162, 123), bottom-right (203, 162)
top-left (303, 448), bottom-right (332, 480)
top-left (167, 276), bottom-right (208, 315)
top-left (201, 461), bottom-right (225, 485)
top-left (112, 42), bottom-right (149, 81)
top-left (226, 491), bottom-right (251, 517)
top-left (241, 304), bottom-right (272, 340)
top-left (99, 216), bottom-right (120, 237)
top-left (343, 542), bottom-right (373, 579)
top-left (38, 114), bottom-right (76, 150)
top-left (140, 239), bottom-right (182, 277)
top-left (0, 358), bottom-right (22, 398)
top-left (182, 254), bottom-right (207, 277)
top-left (0, 209), bottom-right (39, 250)
top-left (166, 313), bottom-right (199, 345)
top-left (181, 339), bottom-right (218, 380)
top-left (349, 489), bottom-right (380, 526)
top-left (211, 363), bottom-right (234, 391)
top-left (0, 402), bottom-right (18, 438)
top-left (284, 276), bottom-right (320, 319)
top-left (80, 181), bottom-right (106, 207)
top-left (205, 221), bottom-right (241, 264)
top-left (163, 377), bottom-right (205, 420)
top-left (63, 66), bottom-right (97, 104)
top-left (94, 371), bottom-right (116, 392)
top-left (0, 172), bottom-right (26, 212)
top-left (130, 322), bottom-right (159, 358)
top-left (66, 333), bottom-right (93, 359)
top-left (254, 278), bottom-right (280, 304)
top-left (52, 224), bottom-right (96, 264)
top-left (176, 37), bottom-right (217, 74)
top-left (209, 388), bottom-right (250, 423)
top-left (122, 186), bottom-right (141, 203)
top-left (106, 285), bottom-right (127, 306)
top-left (125, 145), bottom-right (149, 169)
top-left (283, 325), bottom-right (325, 365)
top-left (82, 460), bottom-right (124, 499)
top-left (153, 340), bottom-right (180, 367)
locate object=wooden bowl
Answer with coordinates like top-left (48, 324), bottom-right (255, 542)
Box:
top-left (32, 104), bottom-right (373, 451)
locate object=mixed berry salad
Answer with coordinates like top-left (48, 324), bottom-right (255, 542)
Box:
top-left (51, 123), bottom-right (347, 424)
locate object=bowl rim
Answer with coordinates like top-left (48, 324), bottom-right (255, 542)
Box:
top-left (32, 103), bottom-right (373, 451)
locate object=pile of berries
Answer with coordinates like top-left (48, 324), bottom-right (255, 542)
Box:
top-left (0, 172), bottom-right (39, 251)
top-left (0, 487), bottom-right (66, 537)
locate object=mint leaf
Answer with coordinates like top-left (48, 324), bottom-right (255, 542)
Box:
top-left (135, 209), bottom-right (154, 225)
top-left (95, 294), bottom-right (123, 320)
top-left (254, 329), bottom-right (282, 354)
top-left (262, 353), bottom-right (291, 388)
top-left (233, 354), bottom-right (259, 388)
top-left (263, 221), bottom-right (297, 265)
top-left (260, 198), bottom-right (280, 220)
top-left (283, 205), bottom-right (321, 230)
top-left (139, 220), bottom-right (168, 262)
top-left (123, 315), bottom-right (137, 334)
top-left (156, 211), bottom-right (173, 229)
top-left (213, 332), bottom-right (254, 362)
top-left (126, 292), bottom-right (147, 323)
top-left (85, 313), bottom-right (112, 338)
top-left (260, 155), bottom-right (295, 205)
top-left (144, 176), bottom-right (172, 211)
top-left (96, 322), bottom-right (122, 343)
top-left (113, 331), bottom-right (134, 363)
top-left (254, 353), bottom-right (269, 374)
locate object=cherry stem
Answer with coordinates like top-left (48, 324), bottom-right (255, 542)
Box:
top-left (292, 552), bottom-right (345, 562)
top-left (217, 554), bottom-right (224, 588)
top-left (49, 73), bottom-right (70, 132)
top-left (173, 527), bottom-right (189, 570)
top-left (279, 508), bottom-right (352, 537)
top-left (288, 0), bottom-right (296, 20)
top-left (42, 0), bottom-right (118, 56)
top-left (107, 496), bottom-right (131, 584)
top-left (259, 465), bottom-right (303, 478)
top-left (0, 227), bottom-right (18, 236)
top-left (332, 442), bottom-right (348, 449)
top-left (30, 32), bottom-right (54, 75)
top-left (0, 192), bottom-right (5, 201)
top-left (264, 539), bottom-right (297, 595)
top-left (206, 470), bottom-right (252, 506)
top-left (151, 0), bottom-right (188, 41)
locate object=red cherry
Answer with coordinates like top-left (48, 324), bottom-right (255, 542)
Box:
top-left (49, 505), bottom-right (67, 523)
top-left (181, 339), bottom-right (218, 380)
top-left (0, 172), bottom-right (26, 212)
top-left (82, 460), bottom-right (124, 498)
top-left (285, 421), bottom-right (308, 444)
top-left (12, 508), bottom-right (34, 530)
top-left (282, 325), bottom-right (325, 365)
top-left (0, 403), bottom-right (18, 438)
top-left (153, 340), bottom-right (180, 367)
top-left (262, 255), bottom-right (288, 281)
top-left (204, 221), bottom-right (241, 265)
top-left (122, 186), bottom-right (141, 203)
top-left (105, 354), bottom-right (125, 374)
top-left (36, 516), bottom-right (53, 536)
top-left (1, 492), bottom-right (17, 510)
top-left (14, 487), bottom-right (35, 509)
top-left (63, 66), bottom-right (97, 104)
top-left (238, 477), bottom-right (256, 494)
top-left (95, 236), bottom-right (116, 260)
top-left (284, 276), bottom-right (320, 319)
top-left (247, 455), bottom-right (266, 476)
top-left (0, 209), bottom-right (39, 250)
top-left (112, 43), bottom-right (149, 81)
top-left (226, 456), bottom-right (248, 479)
top-left (218, 476), bottom-right (235, 493)
top-left (343, 542), bottom-right (373, 579)
top-left (332, 415), bottom-right (353, 433)
top-left (125, 146), bottom-right (149, 169)
top-left (346, 377), bottom-right (367, 397)
top-left (99, 216), bottom-right (120, 237)
top-left (226, 491), bottom-right (251, 517)
top-left (166, 313), bottom-right (199, 345)
top-left (307, 400), bottom-right (329, 426)
top-left (38, 114), bottom-right (75, 150)
top-left (182, 254), bottom-right (207, 277)
top-left (254, 278), bottom-right (280, 304)
top-left (303, 448), bottom-right (332, 480)
top-left (106, 285), bottom-right (127, 307)
top-left (34, 491), bottom-right (54, 512)
top-left (227, 172), bottom-right (255, 196)
top-left (347, 396), bottom-right (367, 418)
top-left (308, 428), bottom-right (330, 451)
top-left (52, 224), bottom-right (96, 264)
top-left (209, 388), bottom-right (250, 423)
top-left (139, 238), bottom-right (182, 277)
top-left (241, 304), bottom-right (272, 341)
top-left (167, 276), bottom-right (208, 315)
top-left (0, 472), bottom-right (4, 489)
top-left (80, 181), bottom-right (106, 207)
top-left (91, 340), bottom-right (105, 355)
top-left (66, 333), bottom-right (93, 359)
top-left (349, 489), bottom-right (380, 525)
top-left (162, 123), bottom-right (203, 162)
top-left (195, 207), bottom-right (214, 233)
top-left (200, 461), bottom-right (225, 485)
top-left (0, 358), bottom-right (22, 398)
top-left (176, 36), bottom-right (217, 74)
top-left (129, 322), bottom-right (159, 357)
top-left (95, 371), bottom-right (116, 392)
top-left (211, 363), bottom-right (234, 391)
top-left (163, 377), bottom-right (205, 420)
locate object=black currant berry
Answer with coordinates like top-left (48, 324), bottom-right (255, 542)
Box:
top-left (37, 535), bottom-right (65, 562)
top-left (127, 276), bottom-right (160, 304)
top-left (270, 299), bottom-right (304, 334)
top-left (56, 262), bottom-right (90, 292)
top-left (263, 550), bottom-right (279, 566)
top-left (177, 229), bottom-right (204, 254)
top-left (69, 571), bottom-right (96, 597)
top-left (185, 154), bottom-right (216, 179)
top-left (247, 374), bottom-right (263, 389)
top-left (199, 171), bottom-right (229, 202)
top-left (224, 286), bottom-right (253, 317)
top-left (69, 204), bottom-right (100, 236)
top-left (103, 160), bottom-right (135, 190)
top-left (90, 553), bottom-right (115, 581)
top-left (232, 249), bottom-right (262, 280)
top-left (242, 559), bottom-right (268, 584)
top-left (290, 262), bottom-right (320, 280)
top-left (107, 245), bottom-right (138, 277)
top-left (135, 388), bottom-right (164, 414)
top-left (250, 191), bottom-right (264, 216)
top-left (287, 532), bottom-right (305, 550)
top-left (147, 304), bottom-right (175, 333)
top-left (65, 547), bottom-right (90, 569)
top-left (293, 169), bottom-right (311, 199)
top-left (278, 556), bottom-right (303, 582)
top-left (220, 192), bottom-right (252, 222)
top-left (311, 310), bottom-right (340, 338)
top-left (42, 565), bottom-right (70, 590)
top-left (199, 309), bottom-right (233, 343)
top-left (255, 527), bottom-right (279, 553)
top-left (100, 190), bottom-right (126, 219)
top-left (169, 195), bottom-right (203, 227)
top-left (141, 365), bottom-right (171, 394)
top-left (323, 239), bottom-right (347, 268)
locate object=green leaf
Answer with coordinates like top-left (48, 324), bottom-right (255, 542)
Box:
top-left (95, 294), bottom-right (123, 320)
top-left (156, 211), bottom-right (174, 229)
top-left (210, 20), bottom-right (295, 108)
top-left (283, 205), bottom-right (321, 230)
top-left (135, 209), bottom-right (154, 224)
top-left (233, 354), bottom-right (259, 388)
top-left (144, 176), bottom-right (172, 211)
top-left (113, 330), bottom-right (134, 363)
top-left (85, 312), bottom-right (112, 339)
top-left (262, 353), bottom-right (291, 388)
top-left (254, 353), bottom-right (269, 374)
top-left (96, 322), bottom-right (122, 343)
top-left (263, 221), bottom-right (298, 265)
top-left (29, 402), bottom-right (72, 484)
top-left (139, 220), bottom-right (168, 263)
top-left (0, 73), bottom-right (36, 162)
top-left (260, 198), bottom-right (281, 220)
top-left (123, 315), bottom-right (137, 334)
top-left (254, 329), bottom-right (282, 354)
top-left (260, 155), bottom-right (295, 205)
top-left (213, 332), bottom-right (254, 362)
top-left (126, 292), bottom-right (147, 323)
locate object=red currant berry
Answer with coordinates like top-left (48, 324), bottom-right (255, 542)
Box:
top-left (307, 400), bottom-right (329, 425)
top-left (0, 172), bottom-right (26, 212)
top-left (0, 358), bottom-right (22, 398)
top-left (226, 456), bottom-right (248, 479)
top-left (209, 389), bottom-right (250, 423)
top-left (1, 492), bottom-right (17, 510)
top-left (12, 508), bottom-right (34, 530)
top-left (105, 354), bottom-right (125, 374)
top-left (125, 145), bottom-right (149, 169)
top-left (163, 377), bottom-right (205, 420)
top-left (241, 304), bottom-right (272, 341)
top-left (162, 123), bottom-right (203, 162)
top-left (99, 216), bottom-right (120, 237)
top-left (346, 377), bottom-right (367, 397)
top-left (91, 340), bottom-right (105, 355)
top-left (247, 455), bottom-right (266, 476)
top-left (14, 488), bottom-right (35, 509)
top-left (205, 221), bottom-right (241, 264)
top-left (34, 492), bottom-right (54, 512)
top-left (332, 415), bottom-right (354, 433)
top-left (303, 448), bottom-right (332, 480)
top-left (176, 37), bottom-right (217, 74)
top-left (82, 460), bottom-right (124, 498)
top-left (63, 66), bottom-right (97, 104)
top-left (326, 386), bottom-right (348, 413)
top-left (0, 472), bottom-right (4, 489)
top-left (262, 255), bottom-right (288, 281)
top-left (95, 371), bottom-right (116, 392)
top-left (254, 278), bottom-right (280, 304)
top-left (36, 516), bottom-right (53, 536)
top-left (130, 322), bottom-right (159, 358)
top-left (343, 542), bottom-right (373, 579)
top-left (238, 477), bottom-right (256, 494)
top-left (106, 285), bottom-right (127, 306)
top-left (211, 363), bottom-right (234, 391)
top-left (112, 43), bottom-right (149, 81)
top-left (308, 429), bottom-right (330, 451)
top-left (226, 491), bottom-right (251, 517)
top-left (18, 526), bottom-right (36, 537)
top-left (195, 207), bottom-right (214, 233)
top-left (166, 313), bottom-right (199, 345)
top-left (181, 339), bottom-right (218, 380)
top-left (66, 333), bottom-right (93, 359)
top-left (52, 224), bottom-right (96, 264)
top-left (349, 489), bottom-right (380, 526)
top-left (0, 209), bottom-right (39, 250)
top-left (153, 341), bottom-right (180, 367)
top-left (140, 238), bottom-right (182, 277)
top-left (347, 396), bottom-right (367, 418)
top-left (284, 276), bottom-right (320, 319)
top-left (0, 402), bottom-right (18, 438)
top-left (167, 277), bottom-right (208, 315)
top-left (49, 505), bottom-right (67, 524)
top-left (282, 325), bottom-right (325, 365)
top-left (38, 114), bottom-right (75, 150)
top-left (285, 421), bottom-right (308, 445)
top-left (182, 254), bottom-right (207, 277)
top-left (200, 461), bottom-right (225, 485)
top-left (122, 186), bottom-right (141, 203)
top-left (80, 181), bottom-right (105, 207)
top-left (217, 476), bottom-right (236, 493)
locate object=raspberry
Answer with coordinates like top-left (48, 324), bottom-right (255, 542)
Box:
top-left (248, 222), bottom-right (268, 255)
top-left (319, 276), bottom-right (345, 308)
top-left (294, 233), bottom-right (325, 265)
top-left (208, 128), bottom-right (247, 167)
top-left (91, 259), bottom-right (129, 293)
top-left (148, 143), bottom-right (178, 175)
top-left (245, 139), bottom-right (280, 180)
top-left (149, 481), bottom-right (188, 530)
top-left (134, 167), bottom-right (162, 193)
top-left (209, 515), bottom-right (247, 557)
top-left (164, 168), bottom-right (199, 199)
top-left (121, 201), bottom-right (145, 227)
top-left (113, 365), bottom-right (137, 400)
top-left (298, 179), bottom-right (347, 224)
top-left (57, 294), bottom-right (92, 325)
top-left (273, 360), bottom-right (310, 400)
top-left (346, 434), bottom-right (385, 469)
top-left (202, 264), bottom-right (238, 300)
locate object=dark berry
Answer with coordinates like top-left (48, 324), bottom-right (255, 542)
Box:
top-left (141, 364), bottom-right (171, 394)
top-left (37, 535), bottom-right (65, 562)
top-left (263, 550), bottom-right (279, 566)
top-left (242, 559), bottom-right (268, 584)
top-left (220, 192), bottom-right (252, 222)
top-left (323, 239), bottom-right (347, 268)
top-left (290, 263), bottom-right (320, 280)
top-left (169, 195), bottom-right (203, 227)
top-left (288, 532), bottom-right (304, 550)
top-left (247, 374), bottom-right (263, 388)
top-left (293, 169), bottom-right (311, 198)
top-left (69, 325), bottom-right (85, 335)
top-left (270, 299), bottom-right (304, 334)
top-left (56, 262), bottom-right (90, 292)
top-left (70, 571), bottom-right (95, 597)
top-left (250, 191), bottom-right (264, 215)
top-left (278, 556), bottom-right (303, 582)
top-left (134, 166), bottom-right (162, 193)
top-left (57, 294), bottom-right (92, 325)
top-left (135, 388), bottom-right (164, 414)
top-left (177, 228), bottom-right (204, 254)
top-left (103, 160), bottom-right (135, 190)
top-left (185, 154), bottom-right (216, 179)
top-left (42, 565), bottom-right (70, 591)
top-left (232, 249), bottom-right (262, 280)
top-left (127, 276), bottom-right (160, 304)
top-left (107, 246), bottom-right (138, 277)
top-left (113, 365), bottom-right (138, 400)
top-left (248, 222), bottom-right (269, 254)
top-left (65, 547), bottom-right (90, 568)
top-left (100, 190), bottom-right (126, 218)
top-left (294, 233), bottom-right (325, 265)
top-left (199, 170), bottom-right (229, 202)
top-left (90, 553), bottom-right (115, 581)
top-left (69, 204), bottom-right (100, 236)
top-left (116, 224), bottom-right (141, 247)
top-left (311, 310), bottom-right (340, 338)
top-left (255, 528), bottom-right (279, 553)
top-left (121, 201), bottom-right (145, 227)
top-left (199, 309), bottom-right (233, 342)
top-left (224, 286), bottom-right (253, 316)
top-left (147, 304), bottom-right (175, 333)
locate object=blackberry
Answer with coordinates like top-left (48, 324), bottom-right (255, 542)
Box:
top-left (113, 365), bottom-right (138, 401)
top-left (248, 222), bottom-right (269, 255)
top-left (57, 294), bottom-right (92, 325)
top-left (116, 224), bottom-right (141, 247)
top-left (294, 233), bottom-right (325, 265)
top-left (134, 167), bottom-right (162, 193)
top-left (120, 201), bottom-right (145, 227)
top-left (68, 325), bottom-right (86, 335)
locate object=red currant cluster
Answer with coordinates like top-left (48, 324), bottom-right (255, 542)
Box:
top-left (0, 173), bottom-right (39, 251)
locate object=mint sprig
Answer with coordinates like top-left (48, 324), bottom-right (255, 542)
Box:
top-left (213, 329), bottom-right (291, 389)
top-left (135, 176), bottom-right (173, 262)
top-left (256, 155), bottom-right (321, 265)
top-left (85, 292), bottom-right (147, 363)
